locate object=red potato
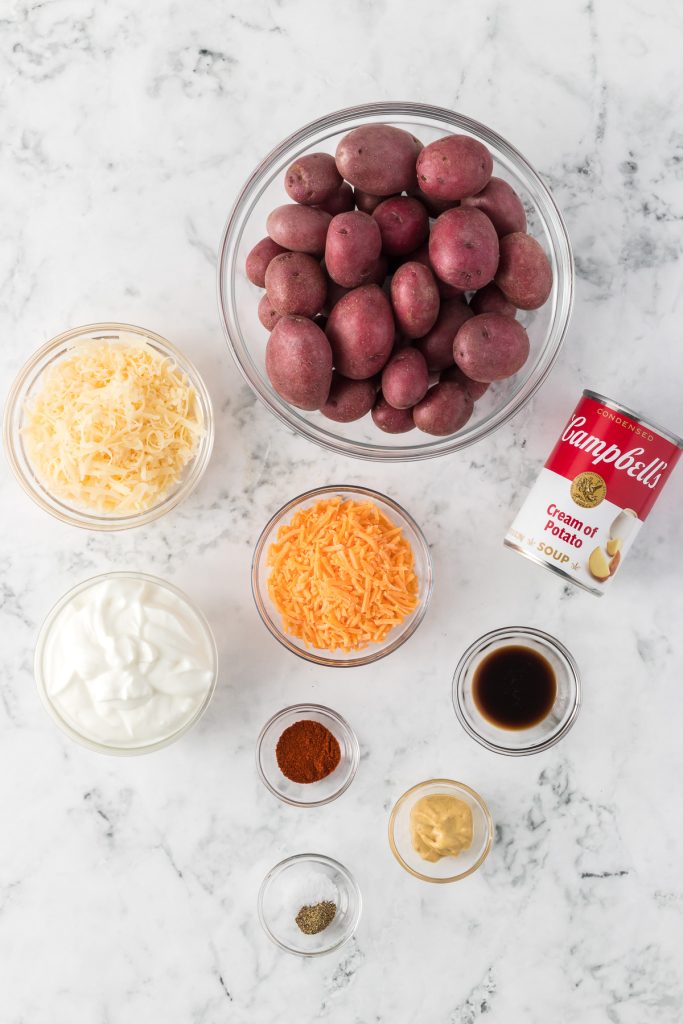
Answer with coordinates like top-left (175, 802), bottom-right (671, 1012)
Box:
top-left (266, 204), bottom-right (331, 256)
top-left (429, 207), bottom-right (499, 291)
top-left (354, 189), bottom-right (397, 214)
top-left (258, 294), bottom-right (283, 332)
top-left (381, 347), bottom-right (429, 409)
top-left (413, 381), bottom-right (474, 436)
top-left (461, 177), bottom-right (527, 236)
top-left (390, 262), bottom-right (440, 339)
top-left (336, 124), bottom-right (419, 195)
top-left (265, 252), bottom-right (327, 317)
top-left (372, 196), bottom-right (429, 256)
top-left (407, 243), bottom-right (465, 299)
top-left (469, 282), bottom-right (517, 317)
top-left (326, 284), bottom-right (395, 380)
top-left (454, 313), bottom-right (530, 382)
top-left (266, 316), bottom-right (333, 410)
top-left (245, 237), bottom-right (288, 287)
top-left (416, 297), bottom-right (473, 371)
top-left (441, 364), bottom-right (489, 401)
top-left (495, 232), bottom-right (553, 310)
top-left (416, 135), bottom-right (493, 201)
top-left (320, 374), bottom-right (376, 422)
top-left (317, 182), bottom-right (355, 215)
top-left (324, 255), bottom-right (387, 312)
top-left (325, 211), bottom-right (382, 288)
top-left (284, 152), bottom-right (342, 205)
top-left (371, 395), bottom-right (415, 433)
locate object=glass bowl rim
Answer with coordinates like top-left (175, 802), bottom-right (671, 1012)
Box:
top-left (217, 99), bottom-right (574, 462)
top-left (257, 851), bottom-right (362, 957)
top-left (3, 321), bottom-right (215, 531)
top-left (452, 625), bottom-right (582, 756)
top-left (251, 483), bottom-right (434, 668)
top-left (34, 569), bottom-right (219, 756)
top-left (255, 702), bottom-right (360, 807)
top-left (388, 777), bottom-right (494, 883)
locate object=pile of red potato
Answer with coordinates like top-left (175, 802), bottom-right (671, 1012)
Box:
top-left (245, 124), bottom-right (552, 436)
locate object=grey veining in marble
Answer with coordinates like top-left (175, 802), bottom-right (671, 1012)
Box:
top-left (1, 1), bottom-right (682, 1022)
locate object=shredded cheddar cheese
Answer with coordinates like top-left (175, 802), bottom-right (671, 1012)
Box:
top-left (266, 497), bottom-right (419, 652)
top-left (22, 340), bottom-right (204, 514)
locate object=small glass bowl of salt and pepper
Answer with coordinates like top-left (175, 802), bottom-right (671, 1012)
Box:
top-left (258, 853), bottom-right (362, 957)
top-left (256, 704), bottom-right (360, 808)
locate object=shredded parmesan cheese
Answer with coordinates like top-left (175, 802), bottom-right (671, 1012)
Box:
top-left (22, 340), bottom-right (204, 514)
top-left (266, 497), bottom-right (419, 652)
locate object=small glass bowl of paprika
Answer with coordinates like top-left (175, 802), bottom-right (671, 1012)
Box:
top-left (257, 704), bottom-right (360, 807)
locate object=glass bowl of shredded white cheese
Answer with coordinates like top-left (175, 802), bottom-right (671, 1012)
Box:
top-left (3, 323), bottom-right (214, 530)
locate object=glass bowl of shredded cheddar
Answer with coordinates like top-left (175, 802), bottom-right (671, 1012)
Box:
top-left (252, 485), bottom-right (433, 667)
top-left (3, 323), bottom-right (213, 530)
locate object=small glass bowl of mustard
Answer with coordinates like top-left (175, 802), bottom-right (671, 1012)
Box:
top-left (388, 779), bottom-right (493, 883)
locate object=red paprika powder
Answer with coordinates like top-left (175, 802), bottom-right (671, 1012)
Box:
top-left (276, 720), bottom-right (341, 784)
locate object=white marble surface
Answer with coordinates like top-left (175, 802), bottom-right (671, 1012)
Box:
top-left (2, 1), bottom-right (682, 1021)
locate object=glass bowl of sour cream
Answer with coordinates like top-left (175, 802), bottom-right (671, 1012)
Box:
top-left (34, 571), bottom-right (218, 755)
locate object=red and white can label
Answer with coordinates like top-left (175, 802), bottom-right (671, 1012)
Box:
top-left (505, 392), bottom-right (682, 595)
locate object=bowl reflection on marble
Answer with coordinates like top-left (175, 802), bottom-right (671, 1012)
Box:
top-left (218, 101), bottom-right (574, 462)
top-left (251, 484), bottom-right (433, 668)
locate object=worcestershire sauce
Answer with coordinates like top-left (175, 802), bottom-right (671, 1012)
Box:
top-left (472, 645), bottom-right (556, 730)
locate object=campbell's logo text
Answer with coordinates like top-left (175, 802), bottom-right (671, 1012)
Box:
top-left (560, 415), bottom-right (666, 489)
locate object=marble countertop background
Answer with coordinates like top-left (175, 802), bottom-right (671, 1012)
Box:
top-left (2, 1), bottom-right (682, 1021)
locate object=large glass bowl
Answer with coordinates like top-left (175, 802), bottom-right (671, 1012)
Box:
top-left (3, 323), bottom-right (214, 530)
top-left (218, 101), bottom-right (573, 461)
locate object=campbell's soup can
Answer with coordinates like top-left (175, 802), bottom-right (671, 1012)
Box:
top-left (505, 390), bottom-right (682, 596)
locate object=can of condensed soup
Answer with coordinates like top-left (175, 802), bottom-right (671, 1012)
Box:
top-left (505, 390), bottom-right (682, 595)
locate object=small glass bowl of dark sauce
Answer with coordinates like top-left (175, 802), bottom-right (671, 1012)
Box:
top-left (452, 627), bottom-right (581, 755)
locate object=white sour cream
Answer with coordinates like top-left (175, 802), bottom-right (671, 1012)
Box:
top-left (38, 575), bottom-right (215, 749)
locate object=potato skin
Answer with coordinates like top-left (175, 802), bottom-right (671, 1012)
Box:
top-left (390, 262), bottom-right (440, 339)
top-left (336, 124), bottom-right (419, 195)
top-left (265, 252), bottom-right (327, 317)
top-left (371, 395), bottom-right (415, 433)
top-left (429, 207), bottom-right (499, 290)
top-left (407, 243), bottom-right (465, 299)
top-left (453, 312), bottom-right (530, 382)
top-left (320, 374), bottom-right (376, 422)
top-left (246, 237), bottom-right (288, 287)
top-left (441, 363), bottom-right (489, 400)
top-left (317, 182), bottom-right (355, 215)
top-left (495, 232), bottom-right (553, 310)
top-left (416, 135), bottom-right (493, 201)
top-left (416, 297), bottom-right (473, 371)
top-left (469, 282), bottom-right (517, 317)
top-left (461, 177), bottom-right (527, 236)
top-left (266, 204), bottom-right (331, 256)
top-left (284, 152), bottom-right (342, 205)
top-left (413, 381), bottom-right (474, 435)
top-left (258, 294), bottom-right (283, 332)
top-left (381, 347), bottom-right (429, 409)
top-left (265, 316), bottom-right (333, 410)
top-left (324, 256), bottom-right (387, 312)
top-left (326, 284), bottom-right (395, 380)
top-left (325, 211), bottom-right (382, 287)
top-left (372, 196), bottom-right (429, 256)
